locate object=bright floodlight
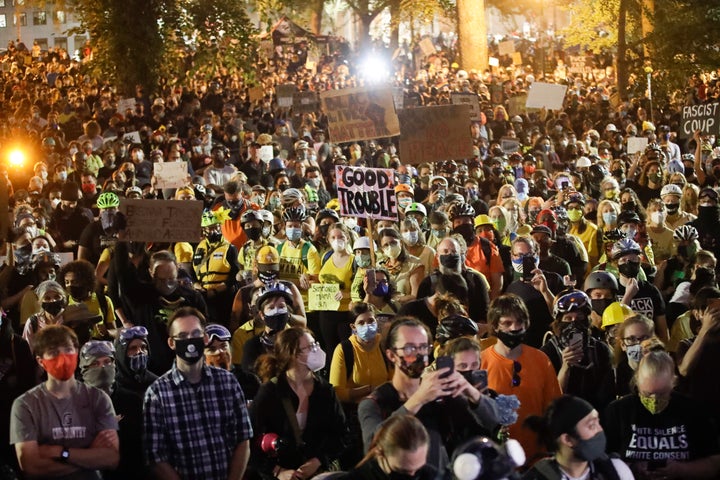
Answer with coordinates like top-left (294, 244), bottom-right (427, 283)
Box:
top-left (8, 149), bottom-right (25, 167)
top-left (360, 55), bottom-right (390, 84)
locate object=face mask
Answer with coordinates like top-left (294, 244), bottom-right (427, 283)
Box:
top-left (68, 285), bottom-right (89, 300)
top-left (57, 171), bottom-right (68, 181)
top-left (155, 279), bottom-right (179, 296)
top-left (42, 299), bottom-right (65, 316)
top-left (492, 217), bottom-right (506, 233)
top-left (626, 343), bottom-right (643, 364)
top-left (567, 208), bottom-right (584, 222)
top-left (602, 212), bottom-right (617, 225)
top-left (402, 231), bottom-right (419, 246)
top-left (206, 230), bottom-right (223, 243)
top-left (51, 198), bottom-right (61, 208)
top-left (251, 195), bottom-right (265, 206)
top-left (621, 201), bottom-right (636, 212)
top-left (372, 281), bottom-right (390, 297)
top-left (318, 224), bottom-right (330, 237)
top-left (431, 228), bottom-right (447, 239)
top-left (40, 352), bottom-right (78, 381)
top-left (591, 298), bottom-right (614, 317)
top-left (398, 197), bottom-right (412, 210)
top-left (665, 202), bottom-right (679, 214)
top-left (174, 337), bottom-right (205, 364)
top-left (258, 268), bottom-right (280, 284)
top-left (618, 261), bottom-right (641, 279)
top-left (439, 253), bottom-right (461, 270)
top-left (330, 239), bottom-right (347, 253)
top-left (453, 223), bottom-right (476, 246)
top-left (640, 394), bottom-right (670, 415)
top-left (384, 244), bottom-right (402, 260)
top-left (286, 227), bottom-right (302, 242)
top-left (650, 211), bottom-right (665, 225)
top-left (355, 322), bottom-right (378, 343)
top-left (650, 172), bottom-right (663, 183)
top-left (604, 190), bottom-right (616, 199)
top-left (306, 178), bottom-right (321, 189)
top-left (83, 364), bottom-right (116, 390)
top-left (261, 225), bottom-right (272, 238)
top-left (100, 210), bottom-right (115, 231)
top-left (356, 253), bottom-right (372, 268)
top-left (397, 354), bottom-right (428, 379)
top-left (264, 309), bottom-right (289, 332)
top-left (479, 230), bottom-right (495, 242)
top-left (129, 352), bottom-right (148, 373)
top-left (245, 226), bottom-right (262, 242)
top-left (301, 348), bottom-right (326, 372)
top-left (81, 183), bottom-right (96, 194)
top-left (573, 431), bottom-right (607, 462)
top-left (622, 227), bottom-right (637, 240)
top-left (496, 329), bottom-right (526, 349)
top-left (206, 350), bottom-right (231, 370)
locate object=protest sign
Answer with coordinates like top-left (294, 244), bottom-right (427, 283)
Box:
top-left (248, 86), bottom-right (264, 103)
top-left (419, 37), bottom-right (436, 57)
top-left (117, 98), bottom-right (135, 114)
top-left (321, 87), bottom-right (400, 143)
top-left (627, 137), bottom-right (649, 155)
top-left (526, 82), bottom-right (568, 110)
top-left (123, 131), bottom-right (141, 144)
top-left (567, 56), bottom-right (588, 75)
top-left (392, 86), bottom-right (404, 110)
top-left (120, 199), bottom-right (203, 242)
top-left (512, 52), bottom-right (523, 66)
top-left (398, 104), bottom-right (474, 165)
top-left (336, 166), bottom-right (398, 221)
top-left (680, 102), bottom-right (720, 138)
top-left (508, 95), bottom-right (528, 116)
top-left (498, 40), bottom-right (515, 56)
top-left (259, 145), bottom-right (274, 163)
top-left (450, 92), bottom-right (481, 121)
top-left (308, 283), bottom-right (341, 311)
top-left (276, 84), bottom-right (296, 108)
top-left (488, 57), bottom-right (499, 67)
top-left (292, 91), bottom-right (319, 113)
top-left (501, 138), bottom-right (521, 154)
top-left (153, 162), bottom-right (188, 189)
top-left (490, 84), bottom-right (504, 105)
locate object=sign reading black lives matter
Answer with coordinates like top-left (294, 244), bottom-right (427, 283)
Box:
top-left (335, 166), bottom-right (398, 221)
top-left (680, 102), bottom-right (720, 138)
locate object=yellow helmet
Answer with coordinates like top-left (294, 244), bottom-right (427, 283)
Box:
top-left (326, 198), bottom-right (340, 211)
top-left (601, 302), bottom-right (634, 330)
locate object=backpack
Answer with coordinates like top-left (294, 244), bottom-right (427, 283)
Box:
top-left (478, 236), bottom-right (494, 267)
top-left (341, 339), bottom-right (354, 381)
top-left (277, 240), bottom-right (313, 270)
top-left (528, 456), bottom-right (621, 480)
top-left (321, 250), bottom-right (358, 277)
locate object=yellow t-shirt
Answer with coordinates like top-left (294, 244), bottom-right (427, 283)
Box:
top-left (329, 333), bottom-right (391, 403)
top-left (570, 222), bottom-right (599, 270)
top-left (278, 240), bottom-right (322, 308)
top-left (318, 253), bottom-right (355, 311)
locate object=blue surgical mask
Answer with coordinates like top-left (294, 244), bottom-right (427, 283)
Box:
top-left (286, 227), bottom-right (302, 242)
top-left (431, 228), bottom-right (447, 239)
top-left (372, 281), bottom-right (389, 297)
top-left (355, 322), bottom-right (378, 343)
top-left (602, 211), bottom-right (617, 225)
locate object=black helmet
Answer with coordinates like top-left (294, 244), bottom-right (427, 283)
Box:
top-left (448, 202), bottom-right (476, 221)
top-left (435, 314), bottom-right (478, 344)
top-left (315, 208), bottom-right (340, 224)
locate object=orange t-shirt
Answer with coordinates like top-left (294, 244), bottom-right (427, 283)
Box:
top-left (465, 238), bottom-right (504, 279)
top-left (213, 203), bottom-right (248, 250)
top-left (480, 345), bottom-right (562, 466)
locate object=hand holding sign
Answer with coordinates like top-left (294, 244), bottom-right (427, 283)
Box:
top-left (336, 166), bottom-right (398, 221)
top-left (308, 284), bottom-right (341, 311)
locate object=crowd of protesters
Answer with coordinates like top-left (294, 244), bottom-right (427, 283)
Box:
top-left (1, 29), bottom-right (720, 480)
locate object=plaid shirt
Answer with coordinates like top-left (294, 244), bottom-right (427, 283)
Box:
top-left (143, 363), bottom-right (253, 479)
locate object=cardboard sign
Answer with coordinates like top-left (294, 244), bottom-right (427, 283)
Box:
top-left (498, 40), bottom-right (515, 56)
top-left (501, 138), bottom-right (521, 154)
top-left (259, 145), bottom-right (274, 163)
top-left (419, 37), bottom-right (436, 57)
top-left (392, 87), bottom-right (404, 110)
top-left (276, 84), bottom-right (296, 108)
top-left (627, 137), bottom-right (649, 155)
top-left (526, 82), bottom-right (568, 110)
top-left (153, 162), bottom-right (188, 189)
top-left (248, 86), bottom-right (264, 103)
top-left (488, 57), bottom-right (499, 67)
top-left (123, 131), bottom-right (141, 144)
top-left (117, 98), bottom-right (135, 114)
top-left (120, 199), bottom-right (203, 242)
top-left (450, 92), bottom-right (481, 121)
top-left (398, 104), bottom-right (474, 165)
top-left (490, 84), bottom-right (504, 105)
top-left (512, 52), bottom-right (523, 66)
top-left (507, 95), bottom-right (528, 116)
top-left (308, 283), bottom-right (341, 311)
top-left (292, 91), bottom-right (319, 114)
top-left (336, 166), bottom-right (398, 221)
top-left (321, 87), bottom-right (400, 143)
top-left (567, 56), bottom-right (588, 75)
top-left (680, 102), bottom-right (720, 138)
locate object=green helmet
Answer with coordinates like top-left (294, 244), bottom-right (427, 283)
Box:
top-left (96, 192), bottom-right (120, 209)
top-left (201, 209), bottom-right (221, 227)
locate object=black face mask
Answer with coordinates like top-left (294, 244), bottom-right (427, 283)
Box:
top-left (174, 337), bottom-right (205, 364)
top-left (264, 311), bottom-right (289, 332)
top-left (439, 253), bottom-right (462, 270)
top-left (68, 285), bottom-right (89, 300)
top-left (318, 224), bottom-right (330, 237)
top-left (42, 299), bottom-right (65, 316)
top-left (677, 245), bottom-right (689, 259)
top-left (245, 226), bottom-right (262, 242)
top-left (618, 261), bottom-right (641, 278)
top-left (591, 298), bottom-right (614, 317)
top-left (664, 202), bottom-right (679, 214)
top-left (621, 201), bottom-right (636, 212)
top-left (496, 329), bottom-right (526, 349)
top-left (453, 224), bottom-right (476, 246)
top-left (258, 269), bottom-right (280, 284)
top-left (207, 231), bottom-right (223, 243)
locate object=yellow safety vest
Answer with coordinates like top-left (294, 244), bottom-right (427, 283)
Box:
top-left (194, 240), bottom-right (232, 289)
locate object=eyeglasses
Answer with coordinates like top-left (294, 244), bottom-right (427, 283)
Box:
top-left (119, 326), bottom-right (148, 345)
top-left (172, 330), bottom-right (204, 341)
top-left (300, 341), bottom-right (321, 353)
top-left (512, 361), bottom-right (522, 387)
top-left (394, 343), bottom-right (430, 356)
top-left (622, 335), bottom-right (651, 346)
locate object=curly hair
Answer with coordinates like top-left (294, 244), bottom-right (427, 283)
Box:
top-left (58, 259), bottom-right (97, 292)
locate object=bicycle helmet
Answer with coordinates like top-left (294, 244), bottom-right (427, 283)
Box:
top-left (316, 208), bottom-right (340, 224)
top-left (552, 290), bottom-right (592, 318)
top-left (255, 282), bottom-right (294, 310)
top-left (96, 192), bottom-right (120, 209)
top-left (584, 271), bottom-right (619, 293)
top-left (259, 209), bottom-right (274, 225)
top-left (602, 228), bottom-right (625, 243)
top-left (282, 205), bottom-right (307, 223)
top-left (201, 209), bottom-right (221, 227)
top-left (240, 209), bottom-right (264, 225)
top-left (206, 324), bottom-right (232, 343)
top-left (395, 183), bottom-right (414, 196)
top-left (448, 202), bottom-right (476, 221)
top-left (611, 238), bottom-right (642, 260)
top-left (660, 184), bottom-right (683, 198)
top-left (673, 224), bottom-right (699, 242)
top-left (405, 202), bottom-right (427, 216)
top-left (435, 314), bottom-right (478, 344)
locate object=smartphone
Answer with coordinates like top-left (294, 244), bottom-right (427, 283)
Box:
top-left (561, 180), bottom-right (569, 190)
top-left (522, 256), bottom-right (535, 282)
top-left (436, 356), bottom-right (454, 379)
top-left (365, 268), bottom-right (377, 293)
top-left (470, 369), bottom-right (488, 390)
top-left (570, 331), bottom-right (583, 348)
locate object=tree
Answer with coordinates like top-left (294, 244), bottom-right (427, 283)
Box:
top-left (456, 0), bottom-right (487, 71)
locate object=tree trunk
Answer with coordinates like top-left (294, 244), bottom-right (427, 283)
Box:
top-left (389, 0), bottom-right (400, 51)
top-left (616, 0), bottom-right (628, 99)
top-left (456, 0), bottom-right (487, 71)
top-left (358, 13), bottom-right (374, 51)
top-left (641, 0), bottom-right (654, 58)
top-left (309, 0), bottom-right (324, 36)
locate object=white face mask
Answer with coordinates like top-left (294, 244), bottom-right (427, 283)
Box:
top-left (302, 347), bottom-right (326, 372)
top-left (650, 211), bottom-right (665, 225)
top-left (402, 231), bottom-right (419, 246)
top-left (330, 239), bottom-right (346, 253)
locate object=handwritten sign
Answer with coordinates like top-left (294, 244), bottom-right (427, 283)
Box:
top-left (526, 82), bottom-right (568, 110)
top-left (321, 87), bottom-right (400, 143)
top-left (501, 138), bottom-right (521, 154)
top-left (498, 40), bottom-right (515, 56)
top-left (512, 52), bottom-right (523, 66)
top-left (398, 104), bottom-right (474, 165)
top-left (488, 57), bottom-right (499, 67)
top-left (123, 131), bottom-right (141, 144)
top-left (117, 98), bottom-right (135, 114)
top-left (392, 87), bottom-right (404, 110)
top-left (120, 199), bottom-right (203, 242)
top-left (419, 37), bottom-right (436, 57)
top-left (292, 91), bottom-right (319, 114)
top-left (507, 95), bottom-right (528, 116)
top-left (154, 162), bottom-right (188, 189)
top-left (567, 56), bottom-right (588, 75)
top-left (308, 283), bottom-right (341, 311)
top-left (336, 166), bottom-right (397, 221)
top-left (450, 92), bottom-right (481, 121)
top-left (276, 84), bottom-right (296, 108)
top-left (627, 137), bottom-right (649, 155)
top-left (680, 102), bottom-right (720, 138)
top-left (248, 86), bottom-right (264, 103)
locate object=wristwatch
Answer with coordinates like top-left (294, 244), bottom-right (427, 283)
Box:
top-left (59, 447), bottom-right (70, 463)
